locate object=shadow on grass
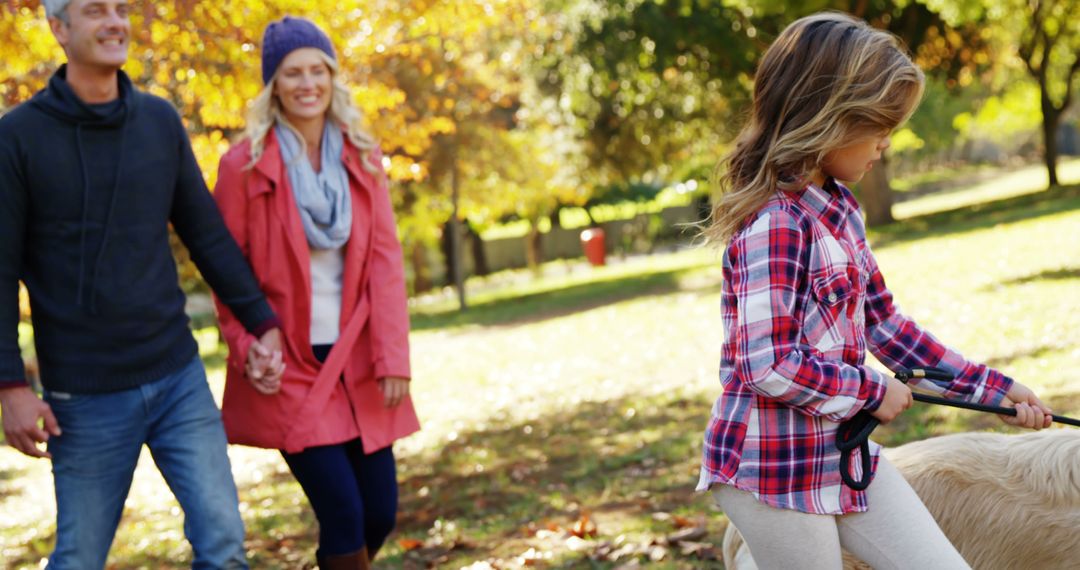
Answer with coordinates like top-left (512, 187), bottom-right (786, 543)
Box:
top-left (6, 388), bottom-right (1075, 569)
top-left (409, 185), bottom-right (1080, 332)
top-left (0, 465), bottom-right (26, 501)
top-left (410, 267), bottom-right (702, 332)
top-left (225, 390), bottom-right (724, 569)
top-left (983, 343), bottom-right (1072, 369)
top-left (391, 391), bottom-right (724, 568)
top-left (989, 266), bottom-right (1080, 289)
top-left (871, 183), bottom-right (1080, 248)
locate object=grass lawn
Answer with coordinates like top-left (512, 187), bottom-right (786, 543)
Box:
top-left (1, 181), bottom-right (1078, 569)
top-left (891, 157), bottom-right (1080, 219)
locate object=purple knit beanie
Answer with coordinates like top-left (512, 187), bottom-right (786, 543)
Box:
top-left (261, 16), bottom-right (336, 84)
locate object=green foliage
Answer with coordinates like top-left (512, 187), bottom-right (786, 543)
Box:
top-left (889, 128), bottom-right (925, 154)
top-left (899, 77), bottom-right (980, 159)
top-left (953, 81), bottom-right (1042, 146)
top-left (536, 0), bottom-right (761, 187)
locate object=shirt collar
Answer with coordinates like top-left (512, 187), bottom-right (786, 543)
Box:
top-left (787, 177), bottom-right (851, 233)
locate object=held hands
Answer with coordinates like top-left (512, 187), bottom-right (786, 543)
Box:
top-left (379, 376), bottom-right (409, 408)
top-left (246, 328), bottom-right (285, 394)
top-left (869, 376), bottom-right (913, 424)
top-left (0, 386), bottom-right (61, 459)
top-left (1000, 382), bottom-right (1053, 430)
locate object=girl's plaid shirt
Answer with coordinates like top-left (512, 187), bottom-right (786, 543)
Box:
top-left (697, 180), bottom-right (1013, 515)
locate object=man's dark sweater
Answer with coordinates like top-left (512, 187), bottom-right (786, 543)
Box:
top-left (0, 66), bottom-right (277, 393)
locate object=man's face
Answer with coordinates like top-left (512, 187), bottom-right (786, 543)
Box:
top-left (50, 0), bottom-right (131, 71)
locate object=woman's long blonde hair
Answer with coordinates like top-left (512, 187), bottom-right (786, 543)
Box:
top-left (703, 12), bottom-right (925, 244)
top-left (243, 50), bottom-right (380, 175)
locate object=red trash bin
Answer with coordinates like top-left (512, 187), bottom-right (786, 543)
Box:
top-left (580, 228), bottom-right (606, 267)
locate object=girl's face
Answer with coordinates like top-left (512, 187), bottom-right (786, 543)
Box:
top-left (821, 131), bottom-right (892, 184)
top-left (273, 48), bottom-right (333, 125)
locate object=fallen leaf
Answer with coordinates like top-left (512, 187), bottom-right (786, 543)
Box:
top-left (571, 511), bottom-right (598, 538)
top-left (666, 526), bottom-right (707, 544)
top-left (671, 514), bottom-right (694, 529)
top-left (678, 541), bottom-right (718, 559)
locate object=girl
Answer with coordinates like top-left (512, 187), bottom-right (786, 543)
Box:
top-left (212, 16), bottom-right (420, 570)
top-left (698, 12), bottom-right (1052, 569)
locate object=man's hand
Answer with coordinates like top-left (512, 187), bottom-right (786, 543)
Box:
top-left (378, 377), bottom-right (409, 408)
top-left (1000, 382), bottom-right (1052, 430)
top-left (0, 386), bottom-right (61, 459)
top-left (869, 376), bottom-right (913, 424)
top-left (246, 328), bottom-right (285, 394)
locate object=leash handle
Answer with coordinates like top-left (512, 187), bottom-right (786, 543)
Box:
top-left (836, 412), bottom-right (877, 490)
top-left (835, 367), bottom-right (953, 490)
top-left (837, 366), bottom-right (1080, 489)
top-left (912, 393), bottom-right (1080, 427)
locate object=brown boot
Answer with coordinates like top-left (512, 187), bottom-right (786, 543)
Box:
top-left (317, 546), bottom-right (371, 570)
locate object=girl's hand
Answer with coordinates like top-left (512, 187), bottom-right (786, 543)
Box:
top-left (379, 377), bottom-right (410, 408)
top-left (1000, 382), bottom-right (1052, 430)
top-left (869, 376), bottom-right (912, 423)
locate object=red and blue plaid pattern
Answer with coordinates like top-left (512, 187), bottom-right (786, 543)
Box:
top-left (697, 180), bottom-right (1013, 514)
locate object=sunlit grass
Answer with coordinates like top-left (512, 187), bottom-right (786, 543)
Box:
top-left (1, 184), bottom-right (1078, 568)
top-left (892, 157), bottom-right (1080, 219)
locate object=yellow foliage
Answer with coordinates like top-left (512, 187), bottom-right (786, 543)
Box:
top-left (2, 0), bottom-right (540, 235)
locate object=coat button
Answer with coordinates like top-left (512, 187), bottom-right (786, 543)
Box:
top-left (828, 293), bottom-right (838, 303)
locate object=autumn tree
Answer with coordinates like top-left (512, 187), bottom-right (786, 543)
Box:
top-left (535, 0), bottom-right (760, 200)
top-left (2, 0), bottom-right (548, 300)
top-left (1017, 0), bottom-right (1079, 186)
top-left (922, 0), bottom-right (1079, 188)
top-left (541, 0), bottom-right (1004, 226)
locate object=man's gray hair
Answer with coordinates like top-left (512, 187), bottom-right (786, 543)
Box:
top-left (41, 0), bottom-right (72, 21)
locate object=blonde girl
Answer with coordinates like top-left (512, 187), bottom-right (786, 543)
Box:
top-left (698, 12), bottom-right (1052, 569)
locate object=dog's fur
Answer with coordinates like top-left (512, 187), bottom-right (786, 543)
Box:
top-left (722, 430), bottom-right (1080, 569)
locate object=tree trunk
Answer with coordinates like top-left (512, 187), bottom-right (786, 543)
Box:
top-left (467, 224), bottom-right (490, 277)
top-left (525, 221), bottom-right (544, 270)
top-left (410, 242), bottom-right (432, 294)
top-left (858, 154), bottom-right (894, 226)
top-left (1041, 94), bottom-right (1061, 187)
top-left (449, 154), bottom-right (467, 310)
top-left (550, 205), bottom-right (563, 229)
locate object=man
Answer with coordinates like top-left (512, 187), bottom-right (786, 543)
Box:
top-left (0, 1), bottom-right (284, 567)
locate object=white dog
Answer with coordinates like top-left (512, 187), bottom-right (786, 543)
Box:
top-left (722, 430), bottom-right (1080, 569)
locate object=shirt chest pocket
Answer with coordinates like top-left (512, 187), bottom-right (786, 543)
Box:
top-left (807, 232), bottom-right (859, 321)
top-left (806, 271), bottom-right (853, 350)
top-left (812, 272), bottom-right (853, 317)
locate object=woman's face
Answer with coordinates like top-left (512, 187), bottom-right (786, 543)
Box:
top-left (821, 131), bottom-right (892, 184)
top-left (273, 48), bottom-right (333, 125)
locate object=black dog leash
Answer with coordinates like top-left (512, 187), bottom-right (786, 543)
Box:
top-left (836, 367), bottom-right (1080, 490)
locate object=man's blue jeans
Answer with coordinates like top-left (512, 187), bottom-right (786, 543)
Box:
top-left (44, 356), bottom-right (248, 569)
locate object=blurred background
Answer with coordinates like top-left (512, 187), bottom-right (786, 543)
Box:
top-left (1, 1), bottom-right (1078, 568)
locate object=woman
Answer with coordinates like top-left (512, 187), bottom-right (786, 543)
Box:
top-left (212, 16), bottom-right (420, 570)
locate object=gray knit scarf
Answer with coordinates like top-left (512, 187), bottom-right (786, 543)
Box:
top-left (276, 122), bottom-right (352, 250)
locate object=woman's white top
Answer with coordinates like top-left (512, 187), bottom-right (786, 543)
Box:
top-left (309, 246), bottom-right (345, 345)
